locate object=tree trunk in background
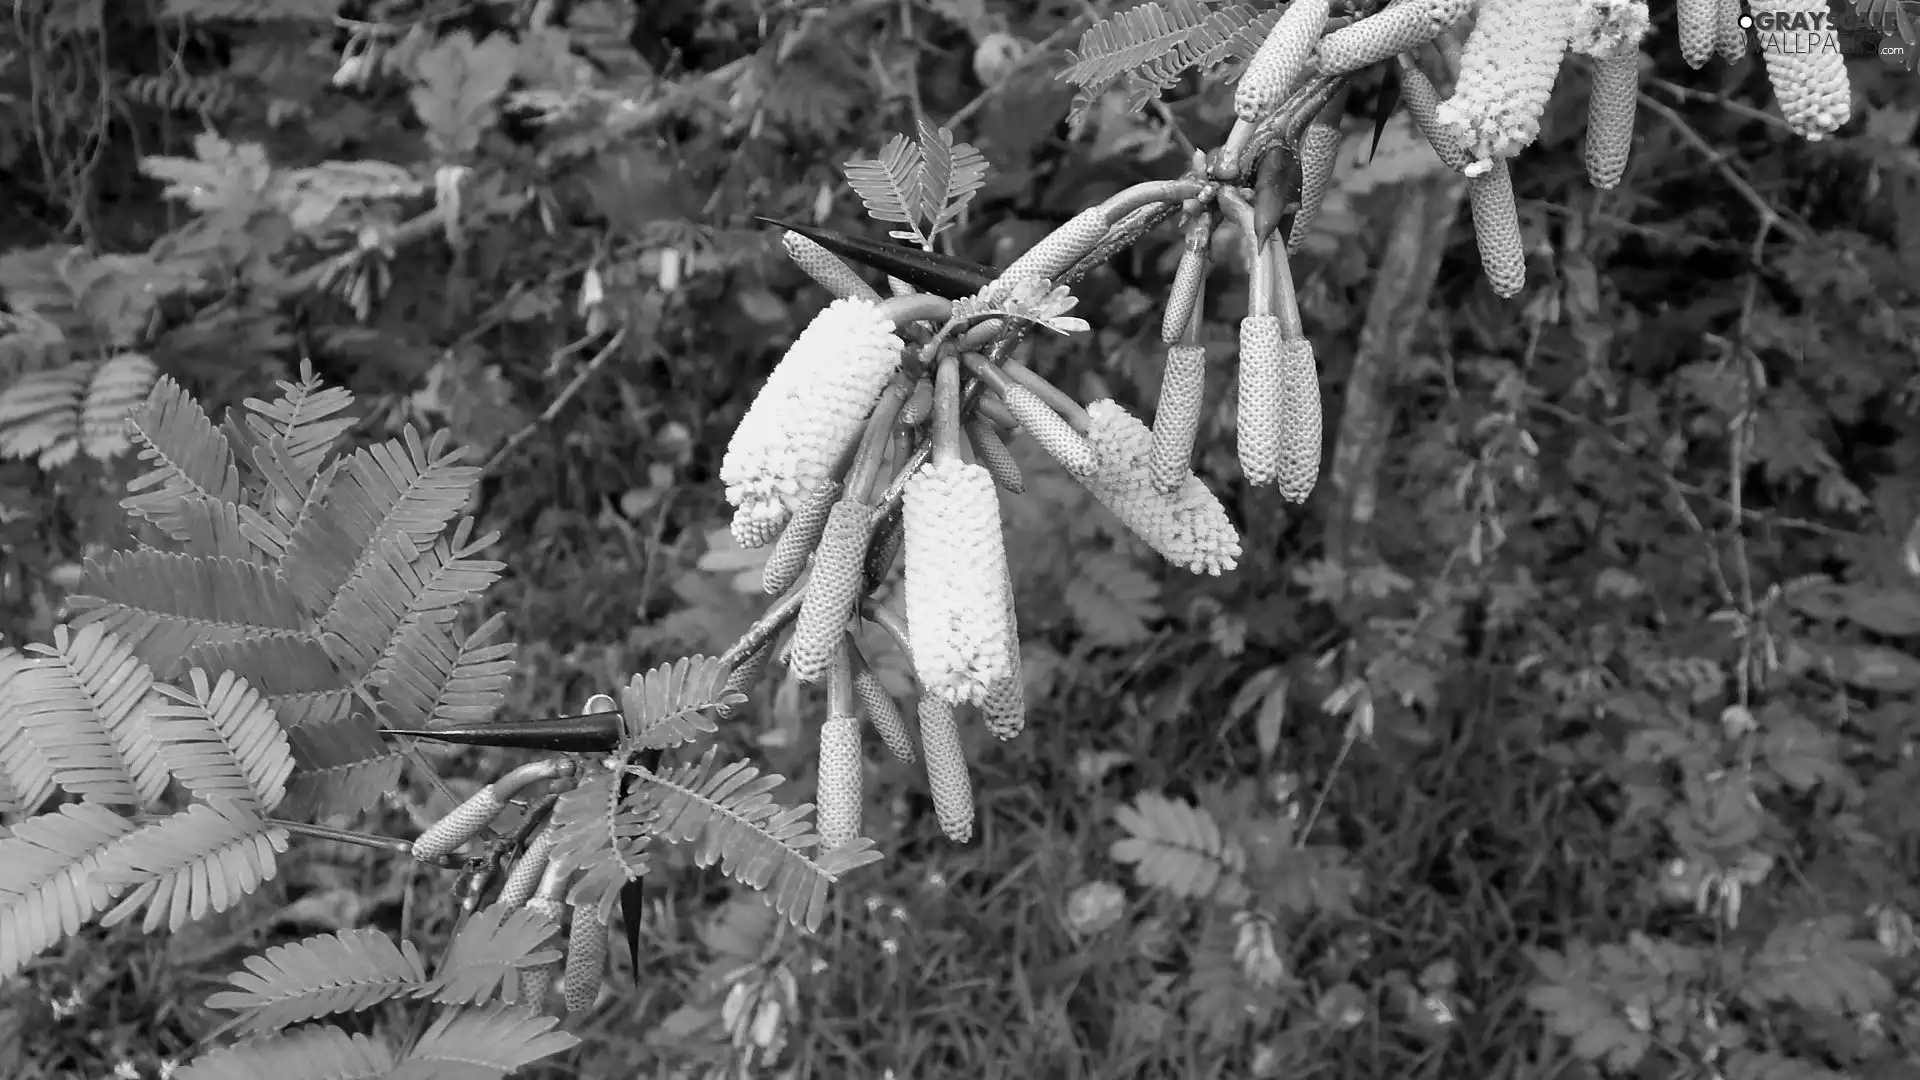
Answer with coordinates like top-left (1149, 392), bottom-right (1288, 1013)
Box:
top-left (1325, 171), bottom-right (1466, 572)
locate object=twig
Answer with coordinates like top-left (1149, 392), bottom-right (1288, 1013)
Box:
top-left (483, 327), bottom-right (630, 473)
top-left (1636, 92), bottom-right (1810, 246)
top-left (1644, 77), bottom-right (1797, 135)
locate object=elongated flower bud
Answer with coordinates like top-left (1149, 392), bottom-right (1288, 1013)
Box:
top-left (1397, 56), bottom-right (1469, 171)
top-left (1584, 54), bottom-right (1638, 189)
top-left (563, 905), bottom-right (607, 1014)
top-left (1083, 400), bottom-right (1242, 575)
top-left (1678, 0), bottom-right (1717, 67)
top-left (1161, 222), bottom-right (1210, 345)
top-left (981, 588), bottom-right (1025, 740)
top-left (917, 694), bottom-right (973, 843)
top-left (789, 501), bottom-right (872, 683)
top-left (1002, 208), bottom-right (1111, 285)
top-left (1236, 0), bottom-right (1331, 123)
top-left (763, 479), bottom-right (841, 595)
top-left (520, 960), bottom-right (558, 1010)
top-left (1276, 338), bottom-right (1322, 504)
top-left (1003, 384), bottom-right (1097, 476)
top-left (499, 820), bottom-right (562, 909)
top-left (902, 460), bottom-right (1014, 705)
top-left (1748, 0), bottom-right (1850, 140)
top-left (1238, 317), bottom-right (1284, 486)
top-left (1437, 0), bottom-right (1576, 164)
top-left (413, 784), bottom-right (505, 860)
top-left (966, 417), bottom-right (1024, 494)
top-left (1062, 203), bottom-right (1178, 286)
top-left (1715, 0), bottom-right (1746, 60)
top-left (816, 713), bottom-right (863, 851)
top-left (1468, 159), bottom-right (1526, 298)
top-left (1288, 119), bottom-right (1343, 252)
top-left (1316, 0), bottom-right (1471, 75)
top-left (852, 665), bottom-right (916, 764)
top-left (783, 231), bottom-right (881, 302)
top-left (1151, 344), bottom-right (1207, 495)
top-left (721, 298), bottom-right (904, 530)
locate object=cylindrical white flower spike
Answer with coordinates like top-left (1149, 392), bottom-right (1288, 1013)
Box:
top-left (1468, 159), bottom-right (1526, 298)
top-left (1082, 400), bottom-right (1242, 576)
top-left (562, 904), bottom-right (607, 1014)
top-left (1287, 118), bottom-right (1344, 252)
top-left (816, 712), bottom-right (863, 852)
top-left (789, 500), bottom-right (873, 683)
top-left (902, 458), bottom-right (1015, 705)
top-left (1003, 383), bottom-right (1098, 476)
top-left (762, 478), bottom-right (841, 595)
top-left (720, 298), bottom-right (904, 532)
top-left (1275, 338), bottom-right (1322, 504)
top-left (1715, 0), bottom-right (1747, 60)
top-left (1748, 0), bottom-right (1850, 140)
top-left (1437, 0), bottom-right (1578, 164)
top-left (1397, 56), bottom-right (1470, 172)
top-left (782, 231), bottom-right (881, 302)
top-left (1679, 0), bottom-right (1718, 67)
top-left (1236, 0), bottom-right (1331, 123)
top-left (1315, 0), bottom-right (1472, 75)
top-left (1584, 54), bottom-right (1639, 190)
top-left (917, 694), bottom-right (974, 843)
top-left (966, 417), bottom-right (1025, 494)
top-left (1238, 317), bottom-right (1284, 486)
top-left (1150, 344), bottom-right (1207, 496)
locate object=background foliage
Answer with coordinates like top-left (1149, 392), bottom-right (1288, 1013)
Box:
top-left (3, 0), bottom-right (1920, 1077)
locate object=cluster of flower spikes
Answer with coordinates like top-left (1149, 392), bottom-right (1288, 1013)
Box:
top-left (709, 145), bottom-right (1426, 842)
top-left (1220, 0), bottom-right (1846, 300)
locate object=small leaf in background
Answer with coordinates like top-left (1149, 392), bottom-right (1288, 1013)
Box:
top-left (1841, 585), bottom-right (1920, 636)
top-left (1252, 676), bottom-right (1289, 763)
top-left (1822, 642), bottom-right (1920, 694)
top-left (1063, 880), bottom-right (1127, 936)
top-left (1064, 553), bottom-right (1162, 647)
top-left (409, 31), bottom-right (520, 158)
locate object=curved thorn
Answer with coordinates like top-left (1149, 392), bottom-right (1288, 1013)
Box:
top-left (757, 216), bottom-right (996, 299)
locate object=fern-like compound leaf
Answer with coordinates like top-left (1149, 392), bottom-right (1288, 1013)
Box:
top-left (1740, 915), bottom-right (1894, 1016)
top-left (175, 1024), bottom-right (395, 1080)
top-left (242, 365), bottom-right (354, 480)
top-left (122, 374), bottom-right (243, 548)
top-left (205, 926), bottom-right (429, 1035)
top-left (634, 746), bottom-right (884, 932)
top-left (0, 801), bottom-right (140, 980)
top-left (1110, 792), bottom-right (1245, 900)
top-left (421, 901), bottom-right (565, 1007)
top-left (374, 612), bottom-right (517, 730)
top-left (843, 134), bottom-right (930, 246)
top-left (1059, 1), bottom-right (1273, 129)
top-left (81, 353), bottom-right (160, 461)
top-left (0, 649), bottom-right (57, 814)
top-left (0, 361), bottom-right (88, 467)
top-left (148, 667), bottom-right (297, 812)
top-left (402, 1004), bottom-right (581, 1075)
top-left (621, 655), bottom-right (747, 751)
top-left (69, 550), bottom-right (310, 677)
top-left (184, 637), bottom-right (348, 730)
top-left (913, 117), bottom-right (989, 238)
top-left (95, 794), bottom-right (289, 933)
top-left (280, 424), bottom-right (480, 625)
top-left (11, 623), bottom-right (170, 808)
top-left (279, 711), bottom-right (403, 822)
top-left (545, 771), bottom-right (653, 918)
top-left (322, 521), bottom-right (505, 681)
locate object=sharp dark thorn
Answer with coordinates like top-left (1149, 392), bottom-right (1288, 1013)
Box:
top-left (758, 216), bottom-right (997, 299)
top-left (381, 712), bottom-right (624, 754)
top-left (1370, 68), bottom-right (1400, 164)
top-left (616, 745), bottom-right (662, 976)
